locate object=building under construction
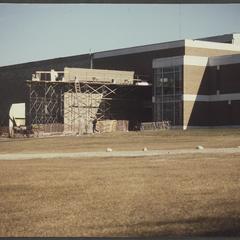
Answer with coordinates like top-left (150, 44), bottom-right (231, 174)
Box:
top-left (1, 33), bottom-right (240, 134)
top-left (27, 67), bottom-right (151, 134)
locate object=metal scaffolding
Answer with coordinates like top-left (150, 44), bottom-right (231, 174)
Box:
top-left (27, 81), bottom-right (62, 125)
top-left (63, 81), bottom-right (118, 133)
top-left (26, 67), bottom-right (152, 134)
top-left (27, 81), bottom-right (120, 133)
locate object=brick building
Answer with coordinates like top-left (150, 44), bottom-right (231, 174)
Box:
top-left (0, 33), bottom-right (240, 129)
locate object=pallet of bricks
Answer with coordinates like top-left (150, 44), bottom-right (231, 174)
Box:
top-left (140, 121), bottom-right (170, 131)
top-left (32, 123), bottom-right (64, 136)
top-left (96, 120), bottom-right (129, 133)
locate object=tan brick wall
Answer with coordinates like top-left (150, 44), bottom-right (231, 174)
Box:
top-left (183, 65), bottom-right (207, 95)
top-left (185, 47), bottom-right (240, 57)
top-left (183, 65), bottom-right (208, 127)
top-left (183, 101), bottom-right (195, 128)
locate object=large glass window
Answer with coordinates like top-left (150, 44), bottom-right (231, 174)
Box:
top-left (153, 66), bottom-right (183, 126)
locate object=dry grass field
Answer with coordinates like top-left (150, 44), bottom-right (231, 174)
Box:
top-left (1, 128), bottom-right (240, 154)
top-left (0, 129), bottom-right (240, 237)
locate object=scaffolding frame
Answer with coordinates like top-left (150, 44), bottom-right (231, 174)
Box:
top-left (28, 81), bottom-right (62, 125)
top-left (26, 63), bottom-right (154, 134)
top-left (63, 82), bottom-right (118, 133)
top-left (27, 80), bottom-right (140, 133)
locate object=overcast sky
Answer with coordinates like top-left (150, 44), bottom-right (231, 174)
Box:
top-left (0, 4), bottom-right (240, 66)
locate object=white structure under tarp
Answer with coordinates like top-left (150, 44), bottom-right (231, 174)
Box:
top-left (9, 103), bottom-right (26, 136)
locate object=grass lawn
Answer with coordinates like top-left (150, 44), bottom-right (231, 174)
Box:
top-left (0, 129), bottom-right (240, 236)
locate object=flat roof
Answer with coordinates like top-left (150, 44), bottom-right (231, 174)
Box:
top-left (93, 40), bottom-right (185, 59)
top-left (197, 33), bottom-right (238, 43)
top-left (94, 38), bottom-right (240, 59)
top-left (0, 54), bottom-right (90, 69)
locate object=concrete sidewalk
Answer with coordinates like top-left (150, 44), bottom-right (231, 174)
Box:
top-left (0, 147), bottom-right (240, 160)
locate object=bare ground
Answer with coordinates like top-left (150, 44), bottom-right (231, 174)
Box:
top-left (0, 129), bottom-right (240, 237)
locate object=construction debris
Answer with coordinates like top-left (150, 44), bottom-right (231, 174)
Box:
top-left (140, 121), bottom-right (171, 131)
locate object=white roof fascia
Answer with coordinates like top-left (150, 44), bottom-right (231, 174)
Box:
top-left (183, 55), bottom-right (209, 67)
top-left (185, 39), bottom-right (240, 51)
top-left (233, 33), bottom-right (240, 45)
top-left (233, 33), bottom-right (240, 39)
top-left (153, 54), bottom-right (240, 68)
top-left (152, 55), bottom-right (209, 68)
top-left (209, 54), bottom-right (240, 66)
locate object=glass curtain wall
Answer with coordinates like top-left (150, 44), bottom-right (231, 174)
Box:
top-left (153, 66), bottom-right (183, 126)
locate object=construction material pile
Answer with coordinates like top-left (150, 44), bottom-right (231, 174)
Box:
top-left (96, 120), bottom-right (129, 133)
top-left (140, 121), bottom-right (171, 131)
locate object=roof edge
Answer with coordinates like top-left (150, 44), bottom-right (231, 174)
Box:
top-left (93, 40), bottom-right (186, 59)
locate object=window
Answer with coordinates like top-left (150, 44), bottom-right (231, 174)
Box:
top-left (153, 66), bottom-right (183, 125)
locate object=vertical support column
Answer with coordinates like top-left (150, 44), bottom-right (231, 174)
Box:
top-left (161, 68), bottom-right (164, 122)
top-left (26, 82), bottom-right (31, 126)
top-left (173, 67), bottom-right (176, 126)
